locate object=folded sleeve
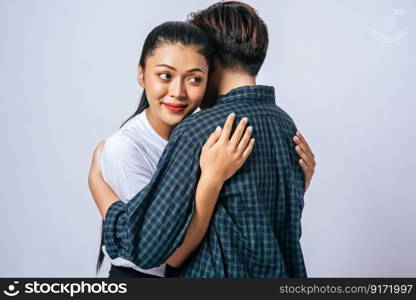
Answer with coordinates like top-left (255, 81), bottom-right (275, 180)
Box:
top-left (103, 131), bottom-right (202, 268)
top-left (280, 124), bottom-right (307, 277)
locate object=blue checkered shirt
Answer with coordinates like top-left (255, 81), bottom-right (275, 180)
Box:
top-left (103, 85), bottom-right (307, 277)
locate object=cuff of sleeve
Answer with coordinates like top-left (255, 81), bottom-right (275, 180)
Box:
top-left (165, 264), bottom-right (182, 277)
top-left (103, 201), bottom-right (129, 259)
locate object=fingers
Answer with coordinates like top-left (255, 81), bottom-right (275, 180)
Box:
top-left (236, 125), bottom-right (253, 154)
top-left (293, 136), bottom-right (308, 153)
top-left (299, 158), bottom-right (309, 170)
top-left (229, 116), bottom-right (249, 146)
top-left (294, 131), bottom-right (316, 191)
top-left (219, 113), bottom-right (236, 142)
top-left (294, 131), bottom-right (314, 158)
top-left (295, 145), bottom-right (316, 169)
top-left (241, 138), bottom-right (255, 161)
top-left (299, 159), bottom-right (311, 177)
top-left (203, 126), bottom-right (222, 149)
top-left (293, 131), bottom-right (316, 171)
top-left (299, 159), bottom-right (312, 191)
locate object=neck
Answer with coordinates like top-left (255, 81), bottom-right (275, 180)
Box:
top-left (217, 70), bottom-right (256, 96)
top-left (145, 109), bottom-right (172, 141)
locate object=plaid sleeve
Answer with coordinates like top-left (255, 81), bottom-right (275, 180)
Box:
top-left (102, 200), bottom-right (129, 259)
top-left (103, 131), bottom-right (201, 268)
top-left (279, 124), bottom-right (307, 278)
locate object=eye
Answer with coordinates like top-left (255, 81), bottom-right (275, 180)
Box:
top-left (188, 77), bottom-right (202, 84)
top-left (159, 73), bottom-right (171, 81)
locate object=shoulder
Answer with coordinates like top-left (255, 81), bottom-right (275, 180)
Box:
top-left (101, 128), bottom-right (149, 172)
top-left (273, 105), bottom-right (298, 136)
top-left (103, 133), bottom-right (137, 156)
top-left (102, 114), bottom-right (150, 158)
top-left (100, 130), bottom-right (153, 186)
top-left (171, 107), bottom-right (221, 142)
top-left (274, 105), bottom-right (295, 124)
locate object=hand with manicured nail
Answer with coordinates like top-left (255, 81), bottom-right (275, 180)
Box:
top-left (293, 131), bottom-right (316, 191)
top-left (200, 113), bottom-right (255, 186)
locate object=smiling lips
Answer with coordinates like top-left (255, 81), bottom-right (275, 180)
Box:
top-left (163, 103), bottom-right (187, 113)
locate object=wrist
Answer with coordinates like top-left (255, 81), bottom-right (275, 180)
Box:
top-left (200, 172), bottom-right (224, 190)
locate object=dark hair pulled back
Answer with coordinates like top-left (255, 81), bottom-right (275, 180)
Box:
top-left (96, 21), bottom-right (214, 275)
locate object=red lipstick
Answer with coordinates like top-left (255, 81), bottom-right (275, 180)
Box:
top-left (163, 103), bottom-right (187, 113)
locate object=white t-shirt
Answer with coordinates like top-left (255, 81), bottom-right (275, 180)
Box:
top-left (100, 109), bottom-right (168, 277)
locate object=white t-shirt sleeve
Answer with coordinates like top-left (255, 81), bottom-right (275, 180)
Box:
top-left (100, 135), bottom-right (153, 202)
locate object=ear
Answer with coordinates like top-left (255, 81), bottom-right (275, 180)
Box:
top-left (137, 64), bottom-right (145, 88)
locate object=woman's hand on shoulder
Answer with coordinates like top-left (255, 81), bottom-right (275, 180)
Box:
top-left (200, 113), bottom-right (255, 186)
top-left (293, 131), bottom-right (316, 191)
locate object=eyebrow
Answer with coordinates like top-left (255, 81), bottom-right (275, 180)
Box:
top-left (155, 64), bottom-right (205, 73)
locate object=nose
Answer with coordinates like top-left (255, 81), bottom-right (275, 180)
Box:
top-left (169, 78), bottom-right (186, 100)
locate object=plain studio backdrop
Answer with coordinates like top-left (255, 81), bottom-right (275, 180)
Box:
top-left (0, 0), bottom-right (415, 277)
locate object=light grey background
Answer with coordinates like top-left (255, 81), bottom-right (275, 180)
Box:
top-left (1, 0), bottom-right (415, 277)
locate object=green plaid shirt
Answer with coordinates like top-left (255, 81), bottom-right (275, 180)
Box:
top-left (103, 85), bottom-right (307, 277)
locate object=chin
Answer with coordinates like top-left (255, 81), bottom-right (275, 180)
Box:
top-left (162, 114), bottom-right (186, 127)
top-left (162, 106), bottom-right (196, 126)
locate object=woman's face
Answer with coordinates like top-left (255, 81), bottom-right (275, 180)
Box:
top-left (138, 43), bottom-right (209, 127)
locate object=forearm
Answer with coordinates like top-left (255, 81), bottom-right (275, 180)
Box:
top-left (166, 173), bottom-right (222, 268)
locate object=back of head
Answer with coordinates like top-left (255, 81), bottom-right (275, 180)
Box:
top-left (188, 1), bottom-right (269, 76)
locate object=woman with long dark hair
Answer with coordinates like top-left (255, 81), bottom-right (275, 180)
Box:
top-left (89, 21), bottom-right (255, 278)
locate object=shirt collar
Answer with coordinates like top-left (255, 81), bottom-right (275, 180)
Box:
top-left (217, 85), bottom-right (275, 104)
